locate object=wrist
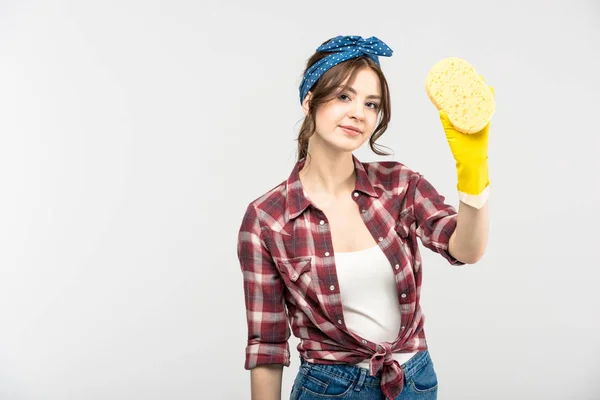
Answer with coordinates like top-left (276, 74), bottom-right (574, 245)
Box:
top-left (458, 186), bottom-right (490, 209)
top-left (456, 159), bottom-right (489, 195)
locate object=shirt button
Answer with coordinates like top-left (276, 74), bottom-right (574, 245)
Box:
top-left (291, 273), bottom-right (298, 281)
top-left (319, 220), bottom-right (325, 225)
top-left (401, 325), bottom-right (406, 330)
top-left (362, 340), bottom-right (368, 344)
top-left (361, 209), bottom-right (366, 213)
top-left (401, 293), bottom-right (407, 298)
top-left (378, 237), bottom-right (383, 242)
top-left (325, 251), bottom-right (330, 257)
top-left (338, 319), bottom-right (343, 325)
top-left (353, 192), bottom-right (359, 197)
top-left (330, 285), bottom-right (335, 291)
top-left (395, 264), bottom-right (400, 270)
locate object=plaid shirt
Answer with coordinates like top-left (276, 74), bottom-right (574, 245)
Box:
top-left (237, 154), bottom-right (464, 400)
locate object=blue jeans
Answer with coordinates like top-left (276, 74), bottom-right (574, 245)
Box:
top-left (290, 350), bottom-right (438, 400)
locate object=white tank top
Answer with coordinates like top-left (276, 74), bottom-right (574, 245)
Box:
top-left (334, 244), bottom-right (418, 369)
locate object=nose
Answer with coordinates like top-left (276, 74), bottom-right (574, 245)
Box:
top-left (348, 99), bottom-right (365, 121)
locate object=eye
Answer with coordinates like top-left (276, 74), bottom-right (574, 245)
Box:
top-left (339, 93), bottom-right (379, 110)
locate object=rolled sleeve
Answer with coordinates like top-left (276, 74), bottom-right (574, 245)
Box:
top-left (237, 204), bottom-right (291, 369)
top-left (412, 174), bottom-right (465, 266)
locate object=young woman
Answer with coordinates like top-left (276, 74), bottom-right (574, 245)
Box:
top-left (237, 35), bottom-right (491, 400)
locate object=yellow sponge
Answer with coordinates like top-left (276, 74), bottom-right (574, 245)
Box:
top-left (425, 57), bottom-right (495, 134)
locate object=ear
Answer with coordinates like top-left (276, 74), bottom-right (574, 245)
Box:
top-left (301, 92), bottom-right (312, 116)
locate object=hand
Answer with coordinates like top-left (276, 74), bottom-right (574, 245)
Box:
top-left (439, 84), bottom-right (495, 196)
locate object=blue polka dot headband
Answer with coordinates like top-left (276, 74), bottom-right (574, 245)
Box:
top-left (299, 35), bottom-right (393, 104)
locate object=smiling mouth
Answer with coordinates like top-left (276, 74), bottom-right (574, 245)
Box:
top-left (340, 125), bottom-right (362, 135)
top-left (340, 126), bottom-right (362, 136)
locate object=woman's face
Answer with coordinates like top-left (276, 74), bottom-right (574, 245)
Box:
top-left (303, 67), bottom-right (382, 154)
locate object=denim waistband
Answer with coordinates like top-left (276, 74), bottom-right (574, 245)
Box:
top-left (299, 349), bottom-right (432, 388)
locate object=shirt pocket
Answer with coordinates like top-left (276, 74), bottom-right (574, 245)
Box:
top-left (273, 256), bottom-right (318, 304)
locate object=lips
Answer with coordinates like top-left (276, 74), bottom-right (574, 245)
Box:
top-left (340, 125), bottom-right (362, 134)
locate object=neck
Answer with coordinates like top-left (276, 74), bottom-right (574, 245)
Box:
top-left (299, 144), bottom-right (356, 199)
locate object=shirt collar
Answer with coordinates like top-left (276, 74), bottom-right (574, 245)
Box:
top-left (286, 153), bottom-right (379, 220)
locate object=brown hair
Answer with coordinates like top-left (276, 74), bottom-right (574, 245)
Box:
top-left (297, 38), bottom-right (393, 164)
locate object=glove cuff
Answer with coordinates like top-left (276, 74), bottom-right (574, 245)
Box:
top-left (456, 159), bottom-right (489, 196)
top-left (458, 186), bottom-right (490, 209)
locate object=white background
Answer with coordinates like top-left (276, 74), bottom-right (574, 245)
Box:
top-left (1, 1), bottom-right (599, 399)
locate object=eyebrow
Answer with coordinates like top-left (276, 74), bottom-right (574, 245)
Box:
top-left (340, 86), bottom-right (381, 100)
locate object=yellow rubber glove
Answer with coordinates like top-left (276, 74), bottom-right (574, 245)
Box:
top-left (440, 85), bottom-right (495, 199)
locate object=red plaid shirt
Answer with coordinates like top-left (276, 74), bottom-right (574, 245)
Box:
top-left (237, 154), bottom-right (464, 400)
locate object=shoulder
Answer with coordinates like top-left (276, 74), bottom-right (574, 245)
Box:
top-left (240, 179), bottom-right (288, 226)
top-left (360, 159), bottom-right (422, 194)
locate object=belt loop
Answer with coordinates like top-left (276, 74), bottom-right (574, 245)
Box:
top-left (354, 368), bottom-right (367, 392)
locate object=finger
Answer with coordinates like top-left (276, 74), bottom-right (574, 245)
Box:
top-left (439, 109), bottom-right (454, 130)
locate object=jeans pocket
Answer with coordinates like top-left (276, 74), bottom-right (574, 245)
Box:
top-left (408, 359), bottom-right (438, 394)
top-left (290, 367), bottom-right (308, 400)
top-left (300, 366), bottom-right (354, 398)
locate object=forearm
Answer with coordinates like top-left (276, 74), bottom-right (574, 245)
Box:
top-left (448, 199), bottom-right (489, 263)
top-left (251, 364), bottom-right (284, 400)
